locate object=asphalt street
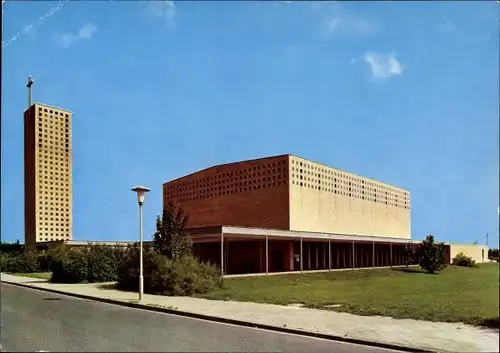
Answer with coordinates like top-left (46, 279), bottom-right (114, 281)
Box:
top-left (1, 283), bottom-right (402, 352)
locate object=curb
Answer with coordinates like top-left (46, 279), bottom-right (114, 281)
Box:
top-left (2, 279), bottom-right (434, 353)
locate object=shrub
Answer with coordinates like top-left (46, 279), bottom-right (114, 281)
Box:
top-left (151, 255), bottom-right (223, 296)
top-left (117, 244), bottom-right (223, 296)
top-left (17, 250), bottom-right (42, 273)
top-left (50, 244), bottom-right (124, 283)
top-left (452, 252), bottom-right (476, 267)
top-left (118, 203), bottom-right (222, 296)
top-left (488, 248), bottom-right (499, 262)
top-left (419, 235), bottom-right (446, 274)
top-left (0, 252), bottom-right (17, 272)
top-left (50, 250), bottom-right (89, 283)
top-left (0, 250), bottom-right (41, 273)
top-left (38, 245), bottom-right (69, 272)
top-left (86, 244), bottom-right (124, 282)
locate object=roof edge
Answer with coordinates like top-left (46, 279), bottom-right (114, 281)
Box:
top-left (163, 154), bottom-right (290, 185)
top-left (31, 102), bottom-right (73, 113)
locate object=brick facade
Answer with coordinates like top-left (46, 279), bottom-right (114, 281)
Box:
top-left (24, 106), bottom-right (36, 248)
top-left (163, 155), bottom-right (290, 230)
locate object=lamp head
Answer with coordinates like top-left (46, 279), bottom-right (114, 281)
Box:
top-left (131, 185), bottom-right (151, 205)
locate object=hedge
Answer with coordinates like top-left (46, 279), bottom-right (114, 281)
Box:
top-left (117, 244), bottom-right (223, 296)
top-left (50, 244), bottom-right (124, 283)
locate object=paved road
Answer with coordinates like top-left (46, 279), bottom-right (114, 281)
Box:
top-left (1, 283), bottom-right (402, 353)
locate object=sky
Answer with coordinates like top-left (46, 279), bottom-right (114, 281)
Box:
top-left (1, 1), bottom-right (499, 246)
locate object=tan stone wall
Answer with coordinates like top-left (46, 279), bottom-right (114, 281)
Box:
top-left (450, 244), bottom-right (488, 264)
top-left (288, 156), bottom-right (411, 238)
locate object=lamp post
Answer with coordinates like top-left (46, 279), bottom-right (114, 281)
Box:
top-left (131, 185), bottom-right (151, 301)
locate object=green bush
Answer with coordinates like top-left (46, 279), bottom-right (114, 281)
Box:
top-left (419, 235), bottom-right (446, 274)
top-left (38, 245), bottom-right (69, 272)
top-left (86, 244), bottom-right (124, 282)
top-left (117, 244), bottom-right (223, 296)
top-left (0, 250), bottom-right (42, 273)
top-left (115, 203), bottom-right (223, 296)
top-left (50, 250), bottom-right (89, 283)
top-left (452, 252), bottom-right (476, 268)
top-left (50, 244), bottom-right (124, 283)
top-left (0, 245), bottom-right (70, 274)
top-left (0, 252), bottom-right (17, 272)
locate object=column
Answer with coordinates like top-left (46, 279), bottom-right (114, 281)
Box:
top-left (390, 243), bottom-right (393, 268)
top-left (300, 237), bottom-right (303, 273)
top-left (321, 242), bottom-right (326, 270)
top-left (308, 243), bottom-right (311, 270)
top-left (336, 244), bottom-right (339, 269)
top-left (328, 239), bottom-right (331, 271)
top-left (372, 242), bottom-right (375, 268)
top-left (314, 243), bottom-right (319, 270)
top-left (265, 235), bottom-right (269, 274)
top-left (352, 241), bottom-right (355, 269)
top-left (343, 244), bottom-right (346, 268)
top-left (259, 241), bottom-right (263, 272)
top-left (220, 233), bottom-right (224, 276)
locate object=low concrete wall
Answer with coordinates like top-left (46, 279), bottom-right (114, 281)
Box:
top-left (449, 244), bottom-right (488, 264)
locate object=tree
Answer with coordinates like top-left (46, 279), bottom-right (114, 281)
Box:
top-left (404, 244), bottom-right (418, 267)
top-left (153, 201), bottom-right (192, 260)
top-left (419, 234), bottom-right (446, 274)
top-left (488, 248), bottom-right (499, 260)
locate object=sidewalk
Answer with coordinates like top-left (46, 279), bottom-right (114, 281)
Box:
top-left (1, 273), bottom-right (498, 353)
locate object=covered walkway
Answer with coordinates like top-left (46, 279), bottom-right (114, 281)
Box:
top-left (187, 226), bottom-right (451, 276)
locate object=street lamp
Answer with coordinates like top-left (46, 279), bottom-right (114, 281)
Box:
top-left (131, 185), bottom-right (151, 301)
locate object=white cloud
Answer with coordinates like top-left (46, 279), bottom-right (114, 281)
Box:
top-left (362, 51), bottom-right (405, 84)
top-left (324, 15), bottom-right (376, 36)
top-left (314, 2), bottom-right (377, 37)
top-left (146, 0), bottom-right (176, 25)
top-left (58, 23), bottom-right (97, 49)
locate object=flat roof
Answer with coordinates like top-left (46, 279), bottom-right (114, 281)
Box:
top-left (36, 240), bottom-right (138, 246)
top-left (289, 154), bottom-right (408, 192)
top-left (37, 226), bottom-right (471, 246)
top-left (164, 154), bottom-right (288, 184)
top-left (218, 226), bottom-right (416, 244)
top-left (30, 102), bottom-right (73, 114)
top-left (162, 154), bottom-right (408, 192)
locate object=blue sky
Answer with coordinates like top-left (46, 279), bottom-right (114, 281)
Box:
top-left (2, 1), bottom-right (499, 246)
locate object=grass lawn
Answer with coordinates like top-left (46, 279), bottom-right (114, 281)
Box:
top-left (11, 272), bottom-right (52, 280)
top-left (200, 264), bottom-right (499, 327)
